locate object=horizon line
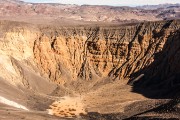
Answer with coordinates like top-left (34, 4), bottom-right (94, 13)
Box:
top-left (20, 1), bottom-right (180, 7)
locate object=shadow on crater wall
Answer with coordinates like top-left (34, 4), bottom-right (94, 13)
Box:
top-left (82, 22), bottom-right (180, 120)
top-left (129, 28), bottom-right (180, 99)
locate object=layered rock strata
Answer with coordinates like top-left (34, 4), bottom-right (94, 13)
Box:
top-left (0, 20), bottom-right (179, 88)
top-left (33, 20), bottom-right (180, 85)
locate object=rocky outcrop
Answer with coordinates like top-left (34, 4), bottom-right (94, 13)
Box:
top-left (32, 20), bottom-right (180, 86)
top-left (0, 21), bottom-right (57, 93)
top-left (0, 20), bottom-right (179, 88)
top-left (130, 28), bottom-right (180, 90)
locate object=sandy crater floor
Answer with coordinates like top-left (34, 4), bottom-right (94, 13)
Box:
top-left (47, 96), bottom-right (87, 118)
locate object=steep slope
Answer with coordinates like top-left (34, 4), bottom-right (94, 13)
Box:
top-left (0, 19), bottom-right (179, 119)
top-left (0, 21), bottom-right (59, 116)
top-left (32, 20), bottom-right (180, 85)
top-left (0, 20), bottom-right (179, 90)
top-left (131, 27), bottom-right (180, 97)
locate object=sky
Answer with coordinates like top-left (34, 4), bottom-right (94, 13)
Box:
top-left (22, 0), bottom-right (180, 6)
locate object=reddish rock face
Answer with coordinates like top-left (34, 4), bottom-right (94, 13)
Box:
top-left (32, 20), bottom-right (180, 87)
top-left (0, 19), bottom-right (179, 90)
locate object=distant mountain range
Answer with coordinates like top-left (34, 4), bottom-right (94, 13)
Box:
top-left (0, 0), bottom-right (179, 24)
top-left (136, 3), bottom-right (180, 9)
